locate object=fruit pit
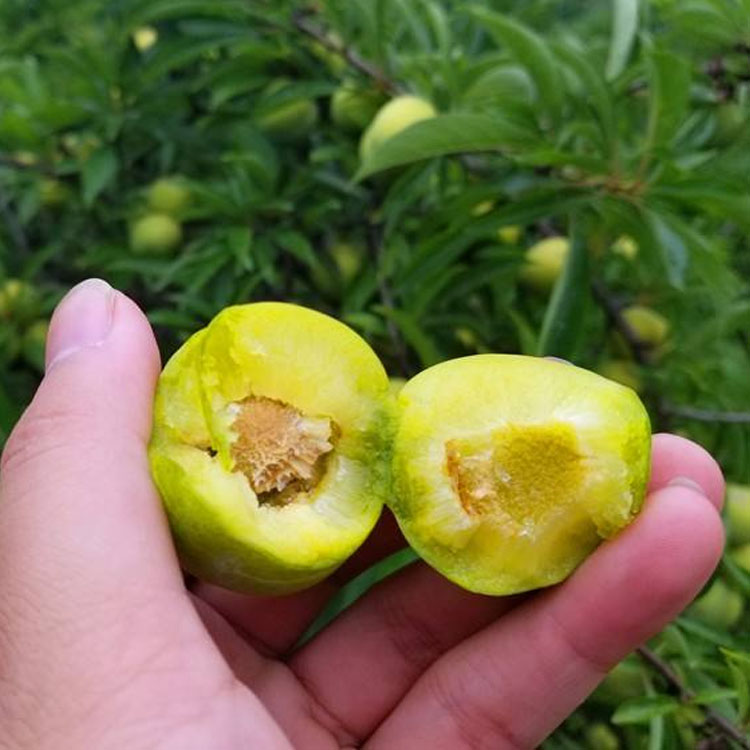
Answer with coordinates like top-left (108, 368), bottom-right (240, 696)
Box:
top-left (230, 396), bottom-right (337, 506)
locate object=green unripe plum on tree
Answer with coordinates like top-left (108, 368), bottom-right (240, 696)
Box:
top-left (148, 178), bottom-right (191, 216)
top-left (130, 214), bottom-right (182, 255)
top-left (256, 81), bottom-right (319, 142)
top-left (0, 279), bottom-right (41, 325)
top-left (330, 84), bottom-right (383, 132)
top-left (359, 95), bottom-right (437, 163)
top-left (621, 306), bottom-right (670, 348)
top-left (688, 579), bottom-right (744, 630)
top-left (519, 236), bottom-right (570, 293)
top-left (726, 483), bottom-right (750, 545)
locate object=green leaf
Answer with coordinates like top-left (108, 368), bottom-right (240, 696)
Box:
top-left (378, 307), bottom-right (442, 367)
top-left (537, 221), bottom-right (589, 359)
top-left (690, 688), bottom-right (737, 706)
top-left (612, 695), bottom-right (680, 725)
top-left (606, 0), bottom-right (639, 80)
top-left (356, 113), bottom-right (532, 179)
top-left (81, 147), bottom-right (118, 207)
top-left (645, 210), bottom-right (689, 289)
top-left (644, 42), bottom-right (691, 151)
top-left (466, 6), bottom-right (564, 120)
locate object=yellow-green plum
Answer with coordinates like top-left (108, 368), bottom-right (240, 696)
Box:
top-left (147, 177), bottom-right (191, 216)
top-left (621, 306), bottom-right (670, 348)
top-left (688, 579), bottom-right (744, 630)
top-left (330, 83), bottom-right (383, 132)
top-left (389, 355), bottom-right (651, 595)
top-left (519, 236), bottom-right (570, 293)
top-left (0, 279), bottom-right (41, 324)
top-left (726, 484), bottom-right (750, 545)
top-left (148, 303), bottom-right (392, 594)
top-left (359, 95), bottom-right (437, 163)
top-left (130, 213), bottom-right (182, 255)
top-left (256, 81), bottom-right (319, 141)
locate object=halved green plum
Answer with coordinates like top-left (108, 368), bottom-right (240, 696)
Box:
top-left (390, 355), bottom-right (651, 595)
top-left (149, 303), bottom-right (391, 594)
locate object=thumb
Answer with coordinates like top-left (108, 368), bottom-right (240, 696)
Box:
top-left (0, 279), bottom-right (183, 607)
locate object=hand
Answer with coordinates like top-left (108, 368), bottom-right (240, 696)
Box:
top-left (0, 280), bottom-right (725, 750)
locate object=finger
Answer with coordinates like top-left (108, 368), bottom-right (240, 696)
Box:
top-left (285, 562), bottom-right (519, 741)
top-left (366, 479), bottom-right (724, 749)
top-left (648, 433), bottom-right (725, 508)
top-left (193, 510), bottom-right (406, 655)
top-left (286, 436), bottom-right (725, 744)
top-left (0, 279), bottom-right (182, 610)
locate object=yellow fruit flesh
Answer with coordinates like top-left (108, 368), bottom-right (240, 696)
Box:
top-left (391, 356), bottom-right (650, 595)
top-left (149, 303), bottom-right (391, 594)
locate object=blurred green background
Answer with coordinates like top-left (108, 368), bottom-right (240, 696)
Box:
top-left (1, 0), bottom-right (750, 746)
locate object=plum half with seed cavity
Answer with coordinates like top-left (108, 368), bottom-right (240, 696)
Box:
top-left (389, 355), bottom-right (651, 595)
top-left (148, 303), bottom-right (392, 594)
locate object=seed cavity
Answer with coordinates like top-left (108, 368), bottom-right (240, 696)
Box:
top-left (445, 423), bottom-right (584, 528)
top-left (230, 396), bottom-right (337, 506)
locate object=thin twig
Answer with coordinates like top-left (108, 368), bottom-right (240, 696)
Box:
top-left (292, 10), bottom-right (403, 94)
top-left (637, 646), bottom-right (750, 749)
top-left (661, 404), bottom-right (750, 425)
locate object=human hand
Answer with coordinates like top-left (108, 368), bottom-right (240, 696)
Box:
top-left (0, 280), bottom-right (725, 750)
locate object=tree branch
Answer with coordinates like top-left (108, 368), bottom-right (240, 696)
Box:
top-left (292, 10), bottom-right (403, 94)
top-left (637, 646), bottom-right (750, 749)
top-left (660, 404), bottom-right (750, 425)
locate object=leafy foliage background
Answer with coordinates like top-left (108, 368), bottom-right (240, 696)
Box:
top-left (1, 0), bottom-right (750, 746)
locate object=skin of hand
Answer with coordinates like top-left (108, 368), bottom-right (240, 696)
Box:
top-left (0, 279), bottom-right (725, 750)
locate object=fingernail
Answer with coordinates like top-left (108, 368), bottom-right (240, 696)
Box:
top-left (667, 476), bottom-right (707, 496)
top-left (46, 279), bottom-right (115, 370)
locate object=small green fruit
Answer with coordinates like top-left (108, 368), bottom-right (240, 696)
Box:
top-left (497, 225), bottom-right (522, 244)
top-left (712, 102), bottom-right (745, 146)
top-left (594, 660), bottom-right (645, 704)
top-left (147, 178), bottom-right (191, 216)
top-left (330, 242), bottom-right (363, 285)
top-left (256, 81), bottom-right (319, 141)
top-left (132, 25), bottom-right (158, 52)
top-left (130, 214), bottom-right (182, 255)
top-left (621, 306), bottom-right (670, 348)
top-left (22, 319), bottom-right (49, 372)
top-left (390, 355), bottom-right (651, 595)
top-left (688, 579), bottom-right (744, 630)
top-left (612, 235), bottom-right (638, 260)
top-left (39, 178), bottom-right (68, 207)
top-left (148, 303), bottom-right (391, 594)
top-left (360, 95), bottom-right (437, 163)
top-left (330, 84), bottom-right (383, 132)
top-left (0, 279), bottom-right (41, 324)
top-left (471, 200), bottom-right (495, 217)
top-left (519, 236), bottom-right (570, 292)
top-left (597, 360), bottom-right (641, 393)
top-left (732, 542), bottom-right (750, 572)
top-left (585, 723), bottom-right (620, 750)
top-left (726, 483), bottom-right (750, 545)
